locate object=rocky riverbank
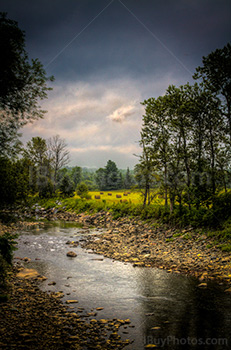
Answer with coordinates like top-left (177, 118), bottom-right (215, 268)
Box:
top-left (0, 267), bottom-right (131, 350)
top-left (77, 213), bottom-right (231, 287)
top-left (14, 207), bottom-right (231, 286)
top-left (4, 205), bottom-right (231, 284)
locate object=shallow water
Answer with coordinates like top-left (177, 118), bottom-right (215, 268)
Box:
top-left (15, 221), bottom-right (231, 349)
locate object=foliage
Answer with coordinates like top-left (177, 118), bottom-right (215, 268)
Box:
top-left (70, 166), bottom-right (82, 187)
top-left (0, 12), bottom-right (54, 156)
top-left (59, 175), bottom-right (75, 197)
top-left (0, 232), bottom-right (17, 264)
top-left (76, 182), bottom-right (91, 199)
top-left (0, 157), bottom-right (30, 207)
top-left (193, 43), bottom-right (231, 140)
top-left (0, 231), bottom-right (18, 287)
top-left (140, 79), bottom-right (227, 212)
top-left (95, 160), bottom-right (121, 190)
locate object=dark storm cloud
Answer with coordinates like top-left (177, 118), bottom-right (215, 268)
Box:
top-left (2, 0), bottom-right (230, 81)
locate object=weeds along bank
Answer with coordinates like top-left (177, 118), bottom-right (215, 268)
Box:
top-left (23, 189), bottom-right (231, 253)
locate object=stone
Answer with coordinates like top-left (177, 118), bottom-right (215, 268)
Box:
top-left (16, 268), bottom-right (40, 279)
top-left (198, 282), bottom-right (207, 288)
top-left (66, 300), bottom-right (79, 304)
top-left (66, 251), bottom-right (77, 257)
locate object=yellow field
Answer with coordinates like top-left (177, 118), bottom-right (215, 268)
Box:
top-left (89, 190), bottom-right (141, 204)
top-left (74, 189), bottom-right (166, 205)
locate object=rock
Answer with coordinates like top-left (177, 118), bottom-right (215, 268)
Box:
top-left (16, 268), bottom-right (40, 279)
top-left (124, 319), bottom-right (131, 324)
top-left (22, 257), bottom-right (31, 262)
top-left (66, 300), bottom-right (79, 304)
top-left (48, 281), bottom-right (56, 286)
top-left (66, 251), bottom-right (77, 257)
top-left (198, 282), bottom-right (207, 288)
top-left (52, 292), bottom-right (64, 298)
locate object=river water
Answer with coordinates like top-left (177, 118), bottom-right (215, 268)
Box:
top-left (15, 221), bottom-right (231, 349)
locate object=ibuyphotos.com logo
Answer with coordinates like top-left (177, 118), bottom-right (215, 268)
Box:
top-left (144, 335), bottom-right (228, 348)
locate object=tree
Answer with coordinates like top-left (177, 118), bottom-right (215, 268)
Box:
top-left (141, 95), bottom-right (171, 207)
top-left (70, 166), bottom-right (82, 187)
top-left (95, 168), bottom-right (107, 191)
top-left (76, 182), bottom-right (91, 199)
top-left (194, 43), bottom-right (231, 140)
top-left (59, 175), bottom-right (75, 197)
top-left (47, 135), bottom-right (70, 189)
top-left (24, 137), bottom-right (48, 167)
top-left (95, 161), bottom-right (121, 190)
top-left (124, 168), bottom-right (134, 189)
top-left (139, 82), bottom-right (224, 210)
top-left (134, 141), bottom-right (157, 206)
top-left (0, 12), bottom-right (54, 156)
top-left (105, 160), bottom-right (120, 190)
top-left (0, 157), bottom-right (30, 206)
top-left (23, 136), bottom-right (54, 196)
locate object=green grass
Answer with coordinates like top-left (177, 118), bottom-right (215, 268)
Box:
top-left (30, 189), bottom-right (231, 252)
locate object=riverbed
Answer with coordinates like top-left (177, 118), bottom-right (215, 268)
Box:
top-left (15, 221), bottom-right (231, 349)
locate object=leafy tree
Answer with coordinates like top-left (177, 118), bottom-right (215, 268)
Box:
top-left (76, 182), bottom-right (91, 199)
top-left (141, 95), bottom-right (171, 207)
top-left (24, 137), bottom-right (48, 167)
top-left (81, 168), bottom-right (96, 190)
top-left (95, 168), bottom-right (107, 191)
top-left (37, 174), bottom-right (54, 198)
top-left (59, 175), bottom-right (75, 197)
top-left (23, 136), bottom-right (54, 196)
top-left (0, 13), bottom-right (54, 156)
top-left (124, 167), bottom-right (134, 189)
top-left (194, 43), bottom-right (231, 140)
top-left (105, 160), bottom-right (120, 190)
top-left (139, 80), bottom-right (226, 210)
top-left (134, 141), bottom-right (157, 206)
top-left (70, 166), bottom-right (82, 187)
top-left (95, 161), bottom-right (121, 190)
top-left (0, 157), bottom-right (30, 206)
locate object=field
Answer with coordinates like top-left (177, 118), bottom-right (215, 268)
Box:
top-left (88, 190), bottom-right (141, 204)
top-left (74, 189), bottom-right (165, 206)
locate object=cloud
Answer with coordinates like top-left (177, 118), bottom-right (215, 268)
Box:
top-left (107, 104), bottom-right (136, 123)
top-left (20, 71), bottom-right (188, 168)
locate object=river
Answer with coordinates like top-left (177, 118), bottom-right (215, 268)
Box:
top-left (15, 221), bottom-right (231, 349)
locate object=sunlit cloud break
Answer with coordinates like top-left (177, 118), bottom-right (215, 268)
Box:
top-left (107, 104), bottom-right (136, 123)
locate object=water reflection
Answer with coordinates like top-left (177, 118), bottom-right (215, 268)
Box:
top-left (16, 222), bottom-right (231, 350)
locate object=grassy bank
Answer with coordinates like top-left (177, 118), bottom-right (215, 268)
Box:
top-left (28, 189), bottom-right (231, 252)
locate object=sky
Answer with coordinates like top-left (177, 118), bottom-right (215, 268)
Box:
top-left (1, 0), bottom-right (231, 168)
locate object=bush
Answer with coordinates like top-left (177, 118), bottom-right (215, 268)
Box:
top-left (38, 175), bottom-right (54, 198)
top-left (59, 175), bottom-right (75, 197)
top-left (0, 232), bottom-right (17, 287)
top-left (76, 182), bottom-right (90, 199)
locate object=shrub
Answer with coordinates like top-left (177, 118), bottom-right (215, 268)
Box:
top-left (76, 182), bottom-right (90, 199)
top-left (59, 175), bottom-right (75, 197)
top-left (0, 232), bottom-right (18, 287)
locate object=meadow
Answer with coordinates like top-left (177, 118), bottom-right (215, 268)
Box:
top-left (74, 189), bottom-right (165, 205)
